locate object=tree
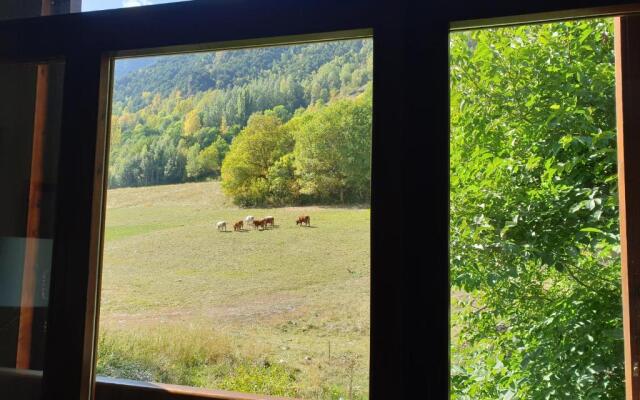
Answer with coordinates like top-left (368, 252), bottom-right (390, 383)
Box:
top-left (183, 110), bottom-right (202, 136)
top-left (212, 136), bottom-right (230, 165)
top-left (162, 142), bottom-right (186, 184)
top-left (264, 105), bottom-right (291, 123)
top-left (267, 153), bottom-right (299, 206)
top-left (221, 113), bottom-right (293, 206)
top-left (450, 19), bottom-right (622, 399)
top-left (220, 115), bottom-right (229, 136)
top-left (292, 91), bottom-right (371, 203)
top-left (185, 143), bottom-right (202, 180)
top-left (197, 143), bottom-right (221, 178)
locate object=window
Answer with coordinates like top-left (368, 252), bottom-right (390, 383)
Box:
top-left (4, 2), bottom-right (640, 400)
top-left (449, 19), bottom-right (624, 398)
top-left (96, 38), bottom-right (372, 399)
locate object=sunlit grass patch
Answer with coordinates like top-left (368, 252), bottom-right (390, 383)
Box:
top-left (98, 181), bottom-right (370, 398)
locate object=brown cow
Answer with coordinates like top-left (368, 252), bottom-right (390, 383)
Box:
top-left (253, 219), bottom-right (266, 230)
top-left (233, 220), bottom-right (244, 231)
top-left (264, 216), bottom-right (275, 228)
top-left (296, 215), bottom-right (310, 226)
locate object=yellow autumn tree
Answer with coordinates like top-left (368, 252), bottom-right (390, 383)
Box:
top-left (183, 110), bottom-right (201, 136)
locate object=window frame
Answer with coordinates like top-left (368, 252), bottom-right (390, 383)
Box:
top-left (0, 1), bottom-right (396, 399)
top-left (2, 0), bottom-right (640, 399)
top-left (446, 3), bottom-right (640, 400)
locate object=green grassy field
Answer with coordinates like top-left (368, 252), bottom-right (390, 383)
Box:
top-left (97, 181), bottom-right (370, 399)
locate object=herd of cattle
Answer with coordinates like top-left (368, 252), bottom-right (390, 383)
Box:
top-left (216, 215), bottom-right (311, 232)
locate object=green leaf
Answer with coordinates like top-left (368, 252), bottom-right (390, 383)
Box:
top-left (580, 227), bottom-right (605, 234)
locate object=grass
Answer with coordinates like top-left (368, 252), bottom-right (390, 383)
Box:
top-left (97, 180), bottom-right (370, 399)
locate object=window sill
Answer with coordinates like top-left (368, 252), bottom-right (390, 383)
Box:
top-left (96, 375), bottom-right (298, 400)
top-left (0, 368), bottom-right (297, 400)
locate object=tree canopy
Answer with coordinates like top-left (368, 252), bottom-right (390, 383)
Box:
top-left (293, 92), bottom-right (372, 203)
top-left (450, 19), bottom-right (622, 399)
top-left (221, 113), bottom-right (294, 206)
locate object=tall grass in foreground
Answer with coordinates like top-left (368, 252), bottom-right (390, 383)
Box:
top-left (97, 326), bottom-right (367, 399)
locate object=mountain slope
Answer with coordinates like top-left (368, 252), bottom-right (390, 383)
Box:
top-left (108, 38), bottom-right (373, 190)
top-left (114, 39), bottom-right (372, 111)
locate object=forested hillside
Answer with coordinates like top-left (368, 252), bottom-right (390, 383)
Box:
top-left (109, 39), bottom-right (373, 204)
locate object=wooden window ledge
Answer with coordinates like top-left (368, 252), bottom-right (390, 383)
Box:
top-left (0, 368), bottom-right (298, 400)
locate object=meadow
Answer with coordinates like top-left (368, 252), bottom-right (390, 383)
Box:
top-left (96, 181), bottom-right (370, 399)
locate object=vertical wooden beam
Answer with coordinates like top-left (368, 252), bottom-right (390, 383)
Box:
top-left (615, 15), bottom-right (640, 400)
top-left (15, 0), bottom-right (53, 372)
top-left (370, 13), bottom-right (407, 399)
top-left (15, 63), bottom-right (49, 369)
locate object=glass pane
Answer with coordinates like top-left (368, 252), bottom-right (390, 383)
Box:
top-left (97, 38), bottom-right (372, 399)
top-left (0, 61), bottom-right (64, 399)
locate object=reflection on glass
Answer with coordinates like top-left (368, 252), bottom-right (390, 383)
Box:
top-left (0, 61), bottom-right (64, 398)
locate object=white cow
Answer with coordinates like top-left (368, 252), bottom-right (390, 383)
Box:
top-left (245, 215), bottom-right (254, 229)
top-left (216, 221), bottom-right (227, 231)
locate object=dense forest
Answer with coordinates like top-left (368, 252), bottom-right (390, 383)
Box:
top-left (109, 39), bottom-right (373, 205)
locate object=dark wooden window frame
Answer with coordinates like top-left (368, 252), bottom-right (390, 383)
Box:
top-left (3, 0), bottom-right (640, 399)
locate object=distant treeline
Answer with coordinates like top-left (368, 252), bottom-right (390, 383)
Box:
top-left (108, 39), bottom-right (373, 206)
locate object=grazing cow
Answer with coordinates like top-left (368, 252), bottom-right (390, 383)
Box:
top-left (217, 221), bottom-right (227, 231)
top-left (253, 219), bottom-right (266, 230)
top-left (233, 220), bottom-right (244, 231)
top-left (263, 216), bottom-right (275, 228)
top-left (245, 215), bottom-right (255, 228)
top-left (296, 215), bottom-right (311, 226)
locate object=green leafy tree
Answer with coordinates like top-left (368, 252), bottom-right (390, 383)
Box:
top-left (221, 113), bottom-right (294, 206)
top-left (292, 90), bottom-right (372, 203)
top-left (267, 153), bottom-right (299, 206)
top-left (212, 136), bottom-right (230, 166)
top-left (450, 19), bottom-right (622, 399)
top-left (185, 143), bottom-right (202, 180)
top-left (162, 144), bottom-right (186, 184)
top-left (264, 105), bottom-right (291, 123)
top-left (184, 140), bottom-right (221, 181)
top-left (197, 143), bottom-right (221, 178)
